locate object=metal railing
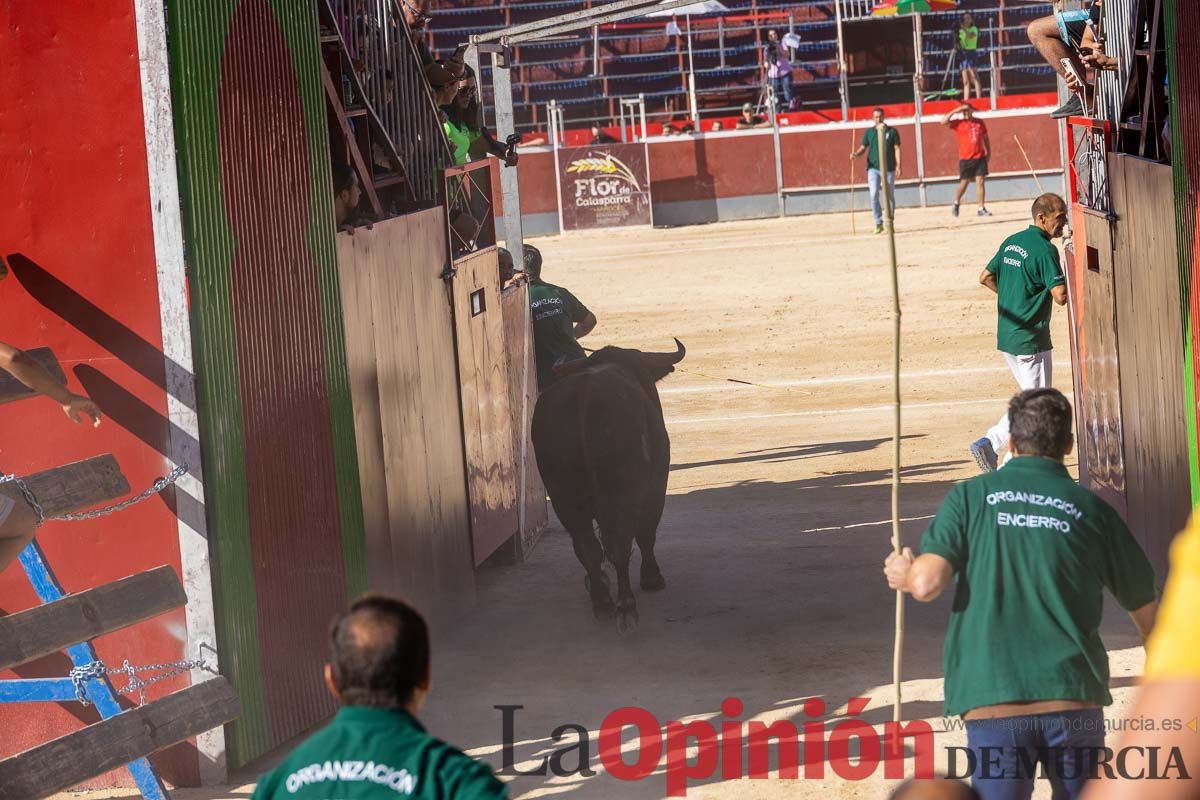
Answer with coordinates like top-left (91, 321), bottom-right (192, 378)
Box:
top-left (327, 0), bottom-right (454, 207)
top-left (443, 159), bottom-right (497, 259)
top-left (1094, 1), bottom-right (1138, 127)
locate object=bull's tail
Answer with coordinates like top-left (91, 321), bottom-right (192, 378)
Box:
top-left (578, 382), bottom-right (603, 513)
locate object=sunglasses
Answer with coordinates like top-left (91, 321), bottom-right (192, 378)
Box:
top-left (401, 0), bottom-right (430, 27)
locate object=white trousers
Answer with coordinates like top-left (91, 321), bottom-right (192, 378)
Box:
top-left (986, 350), bottom-right (1053, 453)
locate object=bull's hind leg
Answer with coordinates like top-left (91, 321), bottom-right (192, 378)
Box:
top-left (599, 525), bottom-right (638, 636)
top-left (557, 506), bottom-right (615, 617)
top-left (635, 526), bottom-right (666, 592)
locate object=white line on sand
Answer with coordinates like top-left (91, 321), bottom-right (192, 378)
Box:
top-left (799, 514), bottom-right (936, 534)
top-left (666, 397), bottom-right (1007, 426)
top-left (661, 364), bottom-right (1068, 395)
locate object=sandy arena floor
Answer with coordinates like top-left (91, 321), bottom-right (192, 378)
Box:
top-left (63, 200), bottom-right (1149, 799)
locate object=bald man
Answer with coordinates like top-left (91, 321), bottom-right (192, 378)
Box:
top-left (970, 193), bottom-right (1069, 473)
top-left (252, 595), bottom-right (507, 800)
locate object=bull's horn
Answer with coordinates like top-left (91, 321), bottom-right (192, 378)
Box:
top-left (642, 338), bottom-right (686, 369)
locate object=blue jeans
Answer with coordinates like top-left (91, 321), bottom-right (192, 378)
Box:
top-left (964, 709), bottom-right (1105, 800)
top-left (867, 167), bottom-right (896, 226)
top-left (770, 75), bottom-right (793, 111)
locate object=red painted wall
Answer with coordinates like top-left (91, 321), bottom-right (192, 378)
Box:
top-left (649, 134), bottom-right (778, 202)
top-left (0, 2), bottom-right (195, 787)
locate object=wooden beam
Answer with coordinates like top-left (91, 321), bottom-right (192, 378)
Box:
top-left (0, 348), bottom-right (66, 405)
top-left (0, 566), bottom-right (186, 671)
top-left (15, 455), bottom-right (130, 518)
top-left (321, 63), bottom-right (384, 217)
top-left (0, 677), bottom-right (239, 800)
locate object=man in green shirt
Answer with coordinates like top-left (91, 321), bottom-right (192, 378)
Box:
top-left (251, 595), bottom-right (507, 800)
top-left (970, 193), bottom-right (1069, 472)
top-left (850, 107), bottom-right (902, 234)
top-left (525, 245), bottom-right (597, 392)
top-left (885, 388), bottom-right (1158, 800)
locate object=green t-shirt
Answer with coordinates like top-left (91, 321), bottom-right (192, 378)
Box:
top-left (985, 225), bottom-right (1066, 356)
top-left (529, 279), bottom-right (590, 390)
top-left (921, 457), bottom-right (1157, 718)
top-left (862, 125), bottom-right (900, 172)
top-left (959, 25), bottom-right (979, 51)
top-left (443, 118), bottom-right (479, 166)
top-left (251, 707), bottom-right (507, 800)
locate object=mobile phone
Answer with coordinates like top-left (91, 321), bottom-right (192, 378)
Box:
top-left (1060, 58), bottom-right (1084, 88)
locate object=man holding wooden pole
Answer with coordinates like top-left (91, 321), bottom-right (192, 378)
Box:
top-left (884, 388), bottom-right (1159, 800)
top-left (851, 107), bottom-right (902, 234)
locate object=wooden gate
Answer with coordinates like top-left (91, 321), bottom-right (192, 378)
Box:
top-left (445, 155), bottom-right (519, 564)
top-left (450, 245), bottom-right (520, 565)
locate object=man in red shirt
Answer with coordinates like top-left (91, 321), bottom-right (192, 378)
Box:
top-left (943, 103), bottom-right (991, 218)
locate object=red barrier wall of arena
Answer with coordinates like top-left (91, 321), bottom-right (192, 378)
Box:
top-left (648, 133), bottom-right (778, 201)
top-left (495, 148), bottom-right (559, 218)
top-left (918, 114), bottom-right (1062, 177)
top-left (0, 2), bottom-right (195, 786)
top-left (510, 109), bottom-right (1062, 226)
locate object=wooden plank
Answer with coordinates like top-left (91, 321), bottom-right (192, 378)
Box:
top-left (0, 348), bottom-right (65, 405)
top-left (451, 248), bottom-right (520, 565)
top-left (15, 455), bottom-right (130, 519)
top-left (0, 677), bottom-right (239, 799)
top-left (1079, 209), bottom-right (1128, 515)
top-left (500, 281), bottom-right (548, 559)
top-left (0, 566), bottom-right (186, 671)
top-left (334, 210), bottom-right (475, 624)
top-left (1109, 154), bottom-right (1189, 580)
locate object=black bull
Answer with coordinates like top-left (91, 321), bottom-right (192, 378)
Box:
top-left (531, 340), bottom-right (685, 634)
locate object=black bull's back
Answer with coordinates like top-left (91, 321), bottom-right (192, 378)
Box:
top-left (530, 342), bottom-right (684, 635)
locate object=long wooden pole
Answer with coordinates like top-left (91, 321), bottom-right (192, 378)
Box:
top-left (849, 111), bottom-right (857, 234)
top-left (1012, 134), bottom-right (1046, 195)
top-left (876, 123), bottom-right (904, 724)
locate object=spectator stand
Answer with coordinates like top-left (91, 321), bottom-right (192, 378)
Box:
top-left (430, 0), bottom-right (1057, 137)
top-left (467, 0), bottom-right (709, 262)
top-left (320, 0), bottom-right (454, 222)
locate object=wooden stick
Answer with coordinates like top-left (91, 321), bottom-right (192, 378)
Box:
top-left (849, 112), bottom-right (857, 234)
top-left (1012, 134), bottom-right (1046, 195)
top-left (876, 124), bottom-right (904, 725)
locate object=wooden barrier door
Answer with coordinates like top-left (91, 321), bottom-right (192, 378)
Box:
top-left (450, 246), bottom-right (520, 565)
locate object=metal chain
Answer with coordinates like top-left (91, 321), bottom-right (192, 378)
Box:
top-left (69, 644), bottom-right (218, 706)
top-left (0, 464), bottom-right (186, 526)
top-left (0, 474), bottom-right (45, 526)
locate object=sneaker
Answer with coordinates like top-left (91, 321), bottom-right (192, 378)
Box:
top-left (977, 207), bottom-right (992, 217)
top-left (970, 437), bottom-right (998, 473)
top-left (1050, 95), bottom-right (1083, 120)
top-left (952, 203), bottom-right (960, 217)
top-left (874, 224), bottom-right (884, 234)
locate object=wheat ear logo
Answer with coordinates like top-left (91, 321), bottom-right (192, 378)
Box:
top-left (565, 152), bottom-right (642, 191)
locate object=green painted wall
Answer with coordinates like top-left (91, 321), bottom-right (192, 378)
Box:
top-left (1164, 0), bottom-right (1200, 503)
top-left (167, 0), bottom-right (366, 766)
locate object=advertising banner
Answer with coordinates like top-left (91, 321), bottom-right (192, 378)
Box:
top-left (556, 143), bottom-right (652, 230)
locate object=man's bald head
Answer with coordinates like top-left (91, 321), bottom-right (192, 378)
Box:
top-left (328, 595), bottom-right (430, 710)
top-left (1031, 192), bottom-right (1065, 220)
top-left (889, 777), bottom-right (981, 800)
top-left (1031, 192), bottom-right (1069, 238)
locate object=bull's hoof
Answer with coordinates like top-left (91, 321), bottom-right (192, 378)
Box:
top-left (616, 607), bottom-right (639, 637)
top-left (585, 574), bottom-right (616, 617)
top-left (640, 564), bottom-right (666, 592)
